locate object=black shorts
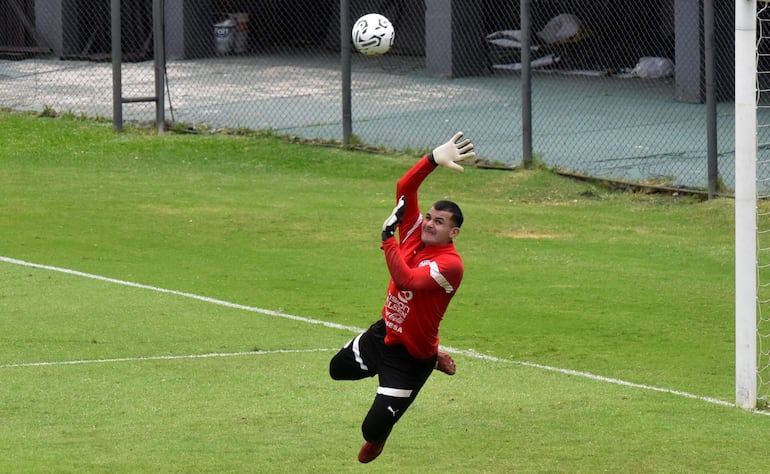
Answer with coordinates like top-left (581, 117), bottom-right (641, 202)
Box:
top-left (329, 319), bottom-right (438, 441)
top-left (329, 319), bottom-right (437, 390)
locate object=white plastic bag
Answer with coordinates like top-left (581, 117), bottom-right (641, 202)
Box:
top-left (632, 57), bottom-right (674, 79)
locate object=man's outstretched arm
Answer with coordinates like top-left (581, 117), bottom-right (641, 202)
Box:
top-left (393, 132), bottom-right (476, 241)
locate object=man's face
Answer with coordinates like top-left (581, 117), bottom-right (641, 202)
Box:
top-left (421, 207), bottom-right (460, 246)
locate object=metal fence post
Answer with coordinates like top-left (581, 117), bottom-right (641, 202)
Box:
top-left (521, 0), bottom-right (532, 167)
top-left (341, 0), bottom-right (352, 146)
top-left (153, 0), bottom-right (165, 134)
top-left (111, 0), bottom-right (122, 132)
top-left (705, 0), bottom-right (717, 198)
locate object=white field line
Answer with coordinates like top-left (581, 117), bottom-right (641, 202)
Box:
top-left (0, 348), bottom-right (336, 369)
top-left (0, 256), bottom-right (364, 334)
top-left (1, 256), bottom-right (763, 414)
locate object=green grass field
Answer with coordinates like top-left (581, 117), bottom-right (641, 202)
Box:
top-left (1, 111), bottom-right (768, 472)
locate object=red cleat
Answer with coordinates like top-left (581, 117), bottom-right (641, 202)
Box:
top-left (358, 439), bottom-right (387, 463)
top-left (435, 351), bottom-right (456, 375)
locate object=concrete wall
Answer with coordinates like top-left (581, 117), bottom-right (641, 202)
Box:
top-left (36, 0), bottom-right (63, 57)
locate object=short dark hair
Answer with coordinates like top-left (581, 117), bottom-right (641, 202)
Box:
top-left (433, 200), bottom-right (464, 228)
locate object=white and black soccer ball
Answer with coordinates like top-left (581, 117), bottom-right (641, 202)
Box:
top-left (352, 13), bottom-right (394, 56)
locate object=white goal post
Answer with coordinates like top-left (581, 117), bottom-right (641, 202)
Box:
top-left (735, 0), bottom-right (758, 410)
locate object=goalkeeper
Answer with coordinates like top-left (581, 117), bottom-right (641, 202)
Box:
top-left (329, 132), bottom-right (475, 463)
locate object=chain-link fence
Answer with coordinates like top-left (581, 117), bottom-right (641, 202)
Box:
top-left (0, 0), bottom-right (740, 191)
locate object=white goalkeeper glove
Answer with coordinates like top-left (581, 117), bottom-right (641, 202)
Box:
top-left (429, 132), bottom-right (476, 172)
top-left (382, 196), bottom-right (406, 241)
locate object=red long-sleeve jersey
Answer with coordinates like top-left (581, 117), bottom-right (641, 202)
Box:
top-left (380, 156), bottom-right (464, 359)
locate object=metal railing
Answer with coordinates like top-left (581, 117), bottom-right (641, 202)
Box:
top-left (0, 0), bottom-right (739, 192)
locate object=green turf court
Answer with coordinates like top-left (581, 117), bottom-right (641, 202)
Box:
top-left (1, 112), bottom-right (769, 472)
top-left (2, 260), bottom-right (769, 473)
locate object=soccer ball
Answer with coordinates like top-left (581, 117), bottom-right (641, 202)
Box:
top-left (352, 14), bottom-right (394, 56)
